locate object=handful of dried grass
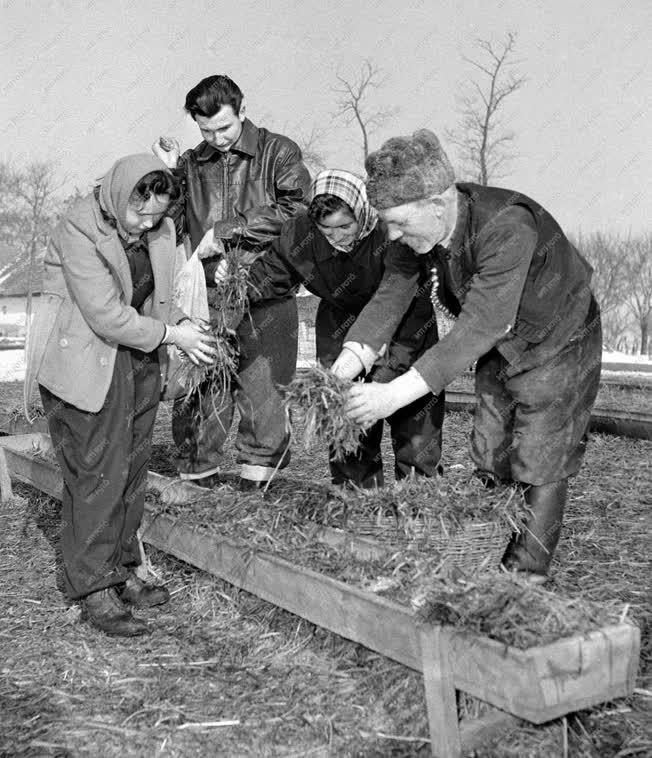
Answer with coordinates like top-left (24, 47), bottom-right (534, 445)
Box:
top-left (414, 572), bottom-right (625, 649)
top-left (173, 247), bottom-right (262, 409)
top-left (282, 365), bottom-right (366, 461)
top-left (207, 247), bottom-right (262, 333)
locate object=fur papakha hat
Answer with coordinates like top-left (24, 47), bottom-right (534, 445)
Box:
top-left (365, 129), bottom-right (455, 209)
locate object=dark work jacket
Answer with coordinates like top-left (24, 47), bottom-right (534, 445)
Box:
top-left (442, 183), bottom-right (593, 343)
top-left (176, 118), bottom-right (311, 254)
top-left (247, 213), bottom-right (436, 374)
top-left (347, 183), bottom-right (595, 392)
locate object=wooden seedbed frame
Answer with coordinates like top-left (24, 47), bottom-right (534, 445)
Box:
top-left (445, 391), bottom-right (652, 441)
top-left (0, 433), bottom-right (640, 758)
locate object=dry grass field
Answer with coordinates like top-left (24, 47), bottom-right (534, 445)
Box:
top-left (1, 380), bottom-right (650, 757)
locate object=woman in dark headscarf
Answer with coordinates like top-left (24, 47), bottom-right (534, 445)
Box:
top-left (243, 169), bottom-right (445, 488)
top-left (25, 154), bottom-right (215, 636)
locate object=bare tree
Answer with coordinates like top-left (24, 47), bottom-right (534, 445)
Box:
top-left (14, 163), bottom-right (63, 270)
top-left (622, 234), bottom-right (652, 355)
top-left (294, 127), bottom-right (327, 177)
top-left (446, 33), bottom-right (526, 185)
top-left (0, 161), bottom-right (63, 291)
top-left (333, 59), bottom-right (398, 162)
top-left (573, 231), bottom-right (630, 350)
top-left (0, 163), bottom-right (24, 258)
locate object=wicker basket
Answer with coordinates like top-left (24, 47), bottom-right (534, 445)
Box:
top-left (348, 513), bottom-right (510, 575)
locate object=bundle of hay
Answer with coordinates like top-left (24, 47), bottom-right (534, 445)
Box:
top-left (173, 247), bottom-right (262, 410)
top-left (206, 247), bottom-right (262, 333)
top-left (413, 572), bottom-right (626, 649)
top-left (282, 366), bottom-right (367, 461)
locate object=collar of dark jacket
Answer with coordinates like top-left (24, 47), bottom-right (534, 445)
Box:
top-left (433, 186), bottom-right (469, 261)
top-left (195, 117), bottom-right (259, 162)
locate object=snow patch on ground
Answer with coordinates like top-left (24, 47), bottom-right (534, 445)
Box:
top-left (0, 350), bottom-right (26, 382)
top-left (603, 350), bottom-right (652, 364)
top-left (1, 349), bottom-right (650, 384)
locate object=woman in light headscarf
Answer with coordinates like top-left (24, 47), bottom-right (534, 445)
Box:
top-left (25, 154), bottom-right (215, 636)
top-left (243, 169), bottom-right (445, 487)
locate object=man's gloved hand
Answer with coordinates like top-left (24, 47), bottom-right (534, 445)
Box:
top-left (344, 382), bottom-right (400, 425)
top-left (344, 369), bottom-right (431, 425)
top-left (214, 217), bottom-right (244, 241)
top-left (331, 347), bottom-right (364, 380)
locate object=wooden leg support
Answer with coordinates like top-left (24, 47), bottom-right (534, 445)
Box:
top-left (0, 448), bottom-right (13, 502)
top-left (135, 527), bottom-right (149, 580)
top-left (420, 625), bottom-right (462, 758)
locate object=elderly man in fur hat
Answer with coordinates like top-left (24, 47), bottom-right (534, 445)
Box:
top-left (333, 129), bottom-right (602, 581)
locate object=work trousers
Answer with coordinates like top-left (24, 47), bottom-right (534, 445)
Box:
top-left (317, 296), bottom-right (444, 489)
top-left (40, 347), bottom-right (160, 599)
top-left (172, 297), bottom-right (298, 479)
top-left (471, 297), bottom-right (602, 485)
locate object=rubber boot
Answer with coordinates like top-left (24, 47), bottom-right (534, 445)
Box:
top-left (502, 479), bottom-right (568, 578)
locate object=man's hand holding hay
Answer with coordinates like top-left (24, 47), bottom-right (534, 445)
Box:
top-left (283, 366), bottom-right (368, 461)
top-left (344, 369), bottom-right (432, 425)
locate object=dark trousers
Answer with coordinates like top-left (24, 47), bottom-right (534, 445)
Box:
top-left (329, 382), bottom-right (445, 488)
top-left (40, 347), bottom-right (160, 600)
top-left (316, 295), bottom-right (444, 489)
top-left (173, 298), bottom-right (298, 477)
top-left (471, 298), bottom-right (602, 485)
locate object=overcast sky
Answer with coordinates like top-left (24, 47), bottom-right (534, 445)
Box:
top-left (2, 0), bottom-right (650, 235)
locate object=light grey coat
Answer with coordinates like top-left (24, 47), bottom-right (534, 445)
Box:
top-left (25, 194), bottom-right (185, 412)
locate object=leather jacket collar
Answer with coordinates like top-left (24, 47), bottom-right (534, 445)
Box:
top-left (195, 118), bottom-right (259, 162)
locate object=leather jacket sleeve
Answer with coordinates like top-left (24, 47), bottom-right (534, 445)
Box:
top-left (246, 233), bottom-right (302, 301)
top-left (234, 142), bottom-right (311, 246)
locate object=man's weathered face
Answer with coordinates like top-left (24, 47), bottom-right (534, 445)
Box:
top-left (378, 200), bottom-right (446, 254)
top-left (195, 105), bottom-right (245, 152)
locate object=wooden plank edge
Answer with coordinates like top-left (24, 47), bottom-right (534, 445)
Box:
top-left (141, 509), bottom-right (424, 671)
top-left (0, 417), bottom-right (49, 437)
top-left (589, 414), bottom-right (652, 441)
top-left (147, 471), bottom-right (391, 563)
top-left (2, 437), bottom-right (641, 727)
top-left (420, 626), bottom-right (462, 757)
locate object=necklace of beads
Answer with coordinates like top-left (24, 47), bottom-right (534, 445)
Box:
top-left (430, 266), bottom-right (456, 337)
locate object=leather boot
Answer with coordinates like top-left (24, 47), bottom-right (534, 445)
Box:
top-left (120, 574), bottom-right (170, 608)
top-left (82, 587), bottom-right (150, 636)
top-left (502, 479), bottom-right (568, 578)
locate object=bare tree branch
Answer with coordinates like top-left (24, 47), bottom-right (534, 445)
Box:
top-left (0, 161), bottom-right (64, 288)
top-left (621, 233), bottom-right (652, 354)
top-left (294, 127), bottom-right (328, 177)
top-left (332, 59), bottom-right (398, 162)
top-left (572, 231), bottom-right (633, 351)
top-left (446, 32), bottom-right (526, 184)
